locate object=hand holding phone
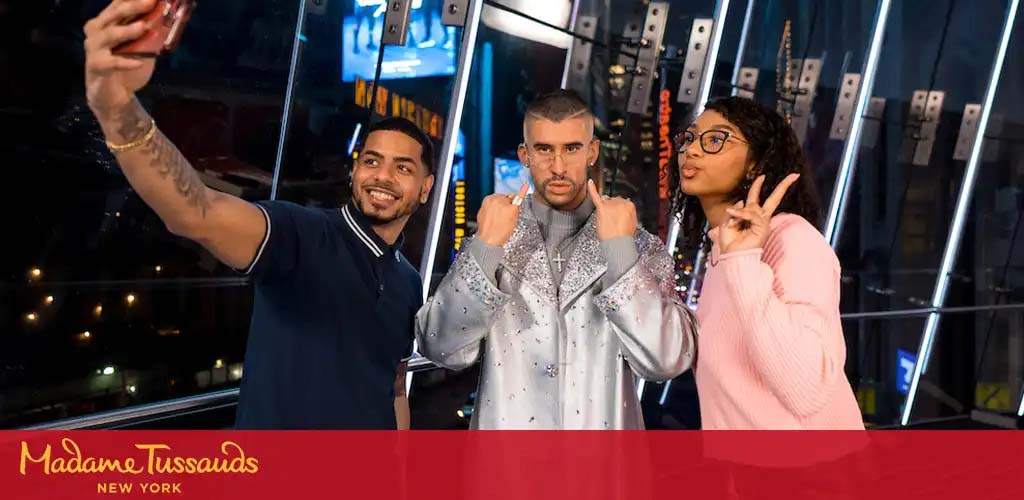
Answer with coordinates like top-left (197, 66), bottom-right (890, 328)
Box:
top-left (84, 0), bottom-right (195, 121)
top-left (112, 0), bottom-right (197, 57)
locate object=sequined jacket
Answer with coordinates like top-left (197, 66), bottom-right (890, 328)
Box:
top-left (415, 199), bottom-right (697, 429)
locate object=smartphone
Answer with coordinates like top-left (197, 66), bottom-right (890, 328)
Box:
top-left (112, 0), bottom-right (197, 57)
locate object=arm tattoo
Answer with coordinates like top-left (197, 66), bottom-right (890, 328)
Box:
top-left (115, 101), bottom-right (211, 217)
top-left (115, 102), bottom-right (150, 143)
top-left (143, 130), bottom-right (210, 216)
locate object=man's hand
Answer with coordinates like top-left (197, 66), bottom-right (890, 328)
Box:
top-left (80, 0), bottom-right (268, 273)
top-left (475, 182), bottom-right (529, 247)
top-left (588, 180), bottom-right (637, 241)
top-left (84, 0), bottom-right (159, 126)
top-left (719, 173), bottom-right (801, 254)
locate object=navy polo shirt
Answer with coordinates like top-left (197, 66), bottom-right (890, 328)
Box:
top-left (234, 201), bottom-right (421, 429)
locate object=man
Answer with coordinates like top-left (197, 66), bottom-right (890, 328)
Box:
top-left (84, 0), bottom-right (434, 429)
top-left (416, 90), bottom-right (697, 429)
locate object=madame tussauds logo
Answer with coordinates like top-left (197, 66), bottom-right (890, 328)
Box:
top-left (19, 438), bottom-right (258, 494)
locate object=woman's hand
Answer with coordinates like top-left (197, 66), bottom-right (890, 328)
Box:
top-left (719, 173), bottom-right (800, 254)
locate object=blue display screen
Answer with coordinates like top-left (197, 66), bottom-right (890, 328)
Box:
top-left (493, 157), bottom-right (534, 195)
top-left (342, 0), bottom-right (457, 82)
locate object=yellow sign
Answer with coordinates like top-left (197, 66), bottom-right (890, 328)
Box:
top-left (354, 77), bottom-right (445, 140)
top-left (454, 181), bottom-right (467, 250)
top-left (975, 382), bottom-right (1012, 411)
top-left (856, 386), bottom-right (876, 416)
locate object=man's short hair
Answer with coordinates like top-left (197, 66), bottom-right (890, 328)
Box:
top-left (360, 117), bottom-right (435, 175)
top-left (524, 89), bottom-right (594, 136)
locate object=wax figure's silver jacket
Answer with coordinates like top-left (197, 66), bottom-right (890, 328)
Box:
top-left (415, 198), bottom-right (697, 429)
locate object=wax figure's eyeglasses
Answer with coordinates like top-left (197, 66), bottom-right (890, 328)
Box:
top-left (523, 143), bottom-right (592, 167)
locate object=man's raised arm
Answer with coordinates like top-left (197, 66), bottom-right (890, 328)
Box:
top-left (85, 0), bottom-right (265, 270)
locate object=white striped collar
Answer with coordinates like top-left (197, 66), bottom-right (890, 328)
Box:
top-left (341, 204), bottom-right (387, 258)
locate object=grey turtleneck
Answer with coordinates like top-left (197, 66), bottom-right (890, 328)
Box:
top-left (468, 194), bottom-right (640, 291)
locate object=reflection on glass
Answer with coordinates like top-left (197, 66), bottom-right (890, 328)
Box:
top-left (947, 4), bottom-right (1024, 312)
top-left (343, 0), bottom-right (457, 81)
top-left (841, 316), bottom-right (927, 427)
top-left (917, 4), bottom-right (1023, 427)
top-left (0, 1), bottom-right (298, 427)
top-left (835, 0), bottom-right (1007, 315)
top-left (493, 157), bottom-right (533, 195)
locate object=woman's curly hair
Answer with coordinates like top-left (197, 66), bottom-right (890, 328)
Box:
top-left (669, 96), bottom-right (823, 256)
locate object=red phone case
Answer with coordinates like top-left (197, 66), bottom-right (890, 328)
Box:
top-left (112, 0), bottom-right (196, 57)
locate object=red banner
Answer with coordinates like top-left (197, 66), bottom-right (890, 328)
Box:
top-left (2, 431), bottom-right (1023, 499)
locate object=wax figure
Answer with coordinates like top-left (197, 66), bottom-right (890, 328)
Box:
top-left (416, 90), bottom-right (696, 429)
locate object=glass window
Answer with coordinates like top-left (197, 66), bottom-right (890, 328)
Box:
top-left (834, 0), bottom-right (1006, 315)
top-left (0, 0), bottom-right (299, 427)
top-left (914, 3), bottom-right (1024, 424)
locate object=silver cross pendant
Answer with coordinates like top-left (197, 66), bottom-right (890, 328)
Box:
top-left (552, 251), bottom-right (566, 273)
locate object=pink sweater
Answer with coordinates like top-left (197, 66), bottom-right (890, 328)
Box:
top-left (694, 213), bottom-right (864, 430)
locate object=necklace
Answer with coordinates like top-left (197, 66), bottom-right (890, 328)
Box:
top-left (552, 233), bottom-right (578, 274)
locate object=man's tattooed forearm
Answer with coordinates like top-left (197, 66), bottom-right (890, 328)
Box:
top-left (110, 99), bottom-right (210, 217)
top-left (141, 131), bottom-right (211, 217)
top-left (114, 100), bottom-right (150, 143)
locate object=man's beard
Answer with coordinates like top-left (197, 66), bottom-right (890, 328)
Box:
top-left (356, 195), bottom-right (421, 226)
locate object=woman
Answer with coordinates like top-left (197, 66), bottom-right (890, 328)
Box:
top-left (673, 96), bottom-right (863, 430)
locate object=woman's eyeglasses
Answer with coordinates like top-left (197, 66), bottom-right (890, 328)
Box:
top-left (673, 129), bottom-right (747, 154)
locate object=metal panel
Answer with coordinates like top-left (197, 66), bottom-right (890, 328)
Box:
top-left (382, 0), bottom-right (414, 46)
top-left (915, 90), bottom-right (945, 165)
top-left (790, 58), bottom-right (822, 144)
top-left (306, 0), bottom-right (328, 15)
top-left (984, 112), bottom-right (1005, 162)
top-left (677, 19), bottom-right (713, 105)
top-left (442, 0), bottom-right (470, 26)
top-left (898, 90), bottom-right (927, 163)
top-left (953, 104), bottom-right (982, 161)
top-left (860, 96), bottom-right (886, 149)
top-left (729, 0), bottom-right (757, 97)
top-left (735, 67), bottom-right (758, 100)
top-left (830, 73), bottom-right (861, 140)
top-left (564, 15), bottom-right (598, 96)
top-left (627, 2), bottom-right (670, 115)
top-left (900, 90), bottom-right (944, 165)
